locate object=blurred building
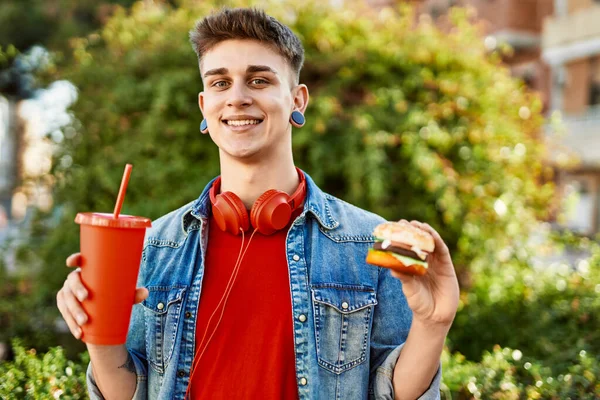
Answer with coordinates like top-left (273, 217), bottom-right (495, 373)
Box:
top-left (542, 0), bottom-right (600, 235)
top-left (368, 0), bottom-right (554, 101)
top-left (0, 92), bottom-right (55, 249)
top-left (369, 0), bottom-right (600, 235)
top-left (0, 95), bottom-right (19, 229)
top-left (414, 0), bottom-right (554, 106)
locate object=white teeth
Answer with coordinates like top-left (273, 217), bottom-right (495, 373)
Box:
top-left (226, 119), bottom-right (261, 126)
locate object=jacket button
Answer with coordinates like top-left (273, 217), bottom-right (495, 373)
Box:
top-left (157, 302), bottom-right (165, 310)
top-left (299, 377), bottom-right (308, 386)
top-left (177, 370), bottom-right (185, 377)
top-left (341, 302), bottom-right (349, 310)
top-left (185, 312), bottom-right (192, 318)
top-left (292, 255), bottom-right (300, 261)
top-left (298, 314), bottom-right (307, 322)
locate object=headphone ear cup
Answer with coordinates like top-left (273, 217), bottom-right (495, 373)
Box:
top-left (213, 192), bottom-right (250, 235)
top-left (251, 190), bottom-right (292, 235)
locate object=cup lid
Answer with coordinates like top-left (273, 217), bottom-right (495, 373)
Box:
top-left (75, 212), bottom-right (152, 229)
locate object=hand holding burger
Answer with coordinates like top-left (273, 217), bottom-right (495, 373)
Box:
top-left (366, 220), bottom-right (435, 276)
top-left (367, 219), bottom-right (459, 327)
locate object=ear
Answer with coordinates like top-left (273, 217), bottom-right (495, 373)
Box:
top-left (198, 92), bottom-right (205, 114)
top-left (292, 84), bottom-right (309, 114)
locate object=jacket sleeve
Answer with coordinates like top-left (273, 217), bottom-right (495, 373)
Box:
top-left (368, 267), bottom-right (442, 399)
top-left (370, 343), bottom-right (442, 400)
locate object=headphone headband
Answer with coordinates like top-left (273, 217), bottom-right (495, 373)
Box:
top-left (209, 167), bottom-right (306, 235)
top-left (209, 167), bottom-right (306, 212)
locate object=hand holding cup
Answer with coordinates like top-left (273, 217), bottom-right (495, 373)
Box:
top-left (56, 252), bottom-right (149, 341)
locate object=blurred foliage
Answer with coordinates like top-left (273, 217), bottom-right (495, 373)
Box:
top-left (0, 0), bottom-right (139, 54)
top-left (0, 234), bottom-right (85, 355)
top-left (2, 0), bottom-right (598, 397)
top-left (1, 338), bottom-right (598, 399)
top-left (449, 231), bottom-right (600, 374)
top-left (0, 45), bottom-right (57, 98)
top-left (0, 0), bottom-right (141, 97)
top-left (0, 340), bottom-right (89, 399)
top-left (441, 345), bottom-right (600, 399)
top-left (0, 45), bottom-right (19, 68)
top-left (43, 0), bottom-right (554, 274)
top-left (5, 0), bottom-right (555, 351)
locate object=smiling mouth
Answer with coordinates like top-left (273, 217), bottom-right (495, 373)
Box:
top-left (222, 119), bottom-right (264, 127)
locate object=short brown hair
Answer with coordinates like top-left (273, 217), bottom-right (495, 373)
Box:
top-left (189, 8), bottom-right (304, 84)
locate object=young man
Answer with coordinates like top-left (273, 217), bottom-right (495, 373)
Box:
top-left (56, 8), bottom-right (459, 400)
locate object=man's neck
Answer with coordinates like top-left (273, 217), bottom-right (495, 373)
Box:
top-left (218, 156), bottom-right (300, 210)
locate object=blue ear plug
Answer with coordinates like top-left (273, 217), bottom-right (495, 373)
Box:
top-left (200, 119), bottom-right (208, 133)
top-left (290, 110), bottom-right (305, 127)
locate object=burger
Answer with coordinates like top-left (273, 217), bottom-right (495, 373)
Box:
top-left (366, 220), bottom-right (435, 276)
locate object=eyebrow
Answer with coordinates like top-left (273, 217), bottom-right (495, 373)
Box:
top-left (247, 65), bottom-right (278, 75)
top-left (203, 65), bottom-right (279, 78)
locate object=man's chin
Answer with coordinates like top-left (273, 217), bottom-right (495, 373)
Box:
top-left (219, 146), bottom-right (263, 162)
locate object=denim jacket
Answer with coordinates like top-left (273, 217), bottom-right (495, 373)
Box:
top-left (87, 171), bottom-right (441, 399)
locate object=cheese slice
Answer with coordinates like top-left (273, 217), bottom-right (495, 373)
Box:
top-left (389, 252), bottom-right (428, 268)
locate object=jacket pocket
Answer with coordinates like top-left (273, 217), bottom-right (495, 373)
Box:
top-left (141, 285), bottom-right (186, 374)
top-left (311, 284), bottom-right (378, 374)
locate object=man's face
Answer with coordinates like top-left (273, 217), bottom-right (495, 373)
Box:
top-left (198, 39), bottom-right (307, 162)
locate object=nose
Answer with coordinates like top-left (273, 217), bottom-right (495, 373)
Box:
top-left (227, 82), bottom-right (252, 108)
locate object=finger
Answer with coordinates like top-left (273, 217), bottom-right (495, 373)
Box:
top-left (409, 220), bottom-right (426, 228)
top-left (134, 287), bottom-right (149, 304)
top-left (56, 290), bottom-right (82, 339)
top-left (66, 270), bottom-right (88, 302)
top-left (390, 269), bottom-right (416, 283)
top-left (409, 221), bottom-right (447, 250)
top-left (389, 270), bottom-right (423, 301)
top-left (409, 220), bottom-right (442, 247)
top-left (62, 284), bottom-right (89, 326)
top-left (421, 223), bottom-right (450, 253)
top-left (409, 220), bottom-right (432, 233)
top-left (402, 220), bottom-right (451, 260)
top-left (66, 253), bottom-right (82, 268)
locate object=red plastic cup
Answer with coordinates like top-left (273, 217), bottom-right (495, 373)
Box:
top-left (75, 212), bottom-right (151, 345)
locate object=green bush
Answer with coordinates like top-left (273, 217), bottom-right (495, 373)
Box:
top-left (441, 345), bottom-right (600, 399)
top-left (0, 237), bottom-right (86, 356)
top-left (0, 340), bottom-right (88, 399)
top-left (449, 232), bottom-right (600, 370)
top-left (1, 340), bottom-right (597, 399)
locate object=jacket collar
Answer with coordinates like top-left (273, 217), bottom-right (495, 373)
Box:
top-left (182, 169), bottom-right (339, 233)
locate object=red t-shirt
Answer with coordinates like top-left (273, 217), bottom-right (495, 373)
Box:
top-left (188, 209), bottom-right (302, 399)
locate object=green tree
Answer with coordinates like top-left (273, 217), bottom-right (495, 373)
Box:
top-left (0, 0), bottom-right (139, 53)
top-left (17, 0), bottom-right (556, 357)
top-left (48, 0), bottom-right (553, 272)
top-left (0, 0), bottom-right (141, 98)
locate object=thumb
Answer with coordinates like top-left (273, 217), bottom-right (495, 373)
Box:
top-left (134, 287), bottom-right (149, 304)
top-left (390, 270), bottom-right (420, 297)
top-left (390, 269), bottom-right (416, 285)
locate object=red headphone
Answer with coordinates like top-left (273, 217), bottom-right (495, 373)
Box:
top-left (209, 168), bottom-right (306, 235)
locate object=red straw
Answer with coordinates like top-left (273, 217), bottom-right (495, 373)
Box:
top-left (113, 164), bottom-right (132, 219)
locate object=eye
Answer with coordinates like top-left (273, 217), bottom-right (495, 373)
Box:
top-left (250, 78), bottom-right (268, 85)
top-left (212, 80), bottom-right (229, 88)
